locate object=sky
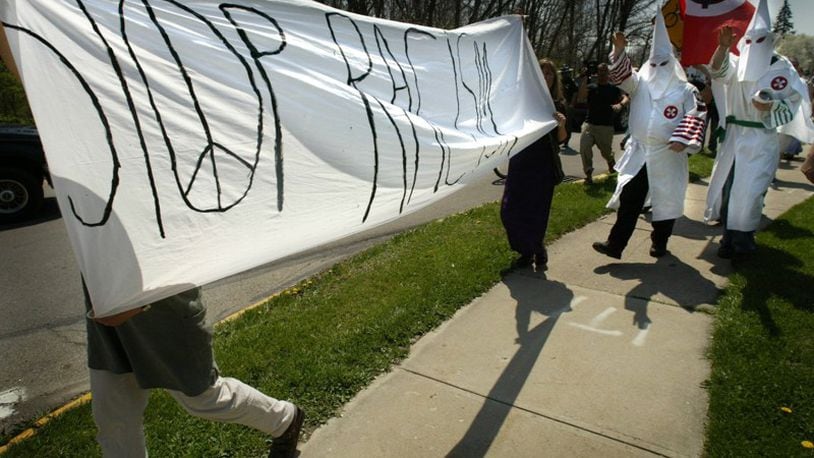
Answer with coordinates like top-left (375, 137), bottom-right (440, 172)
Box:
top-left (764, 0), bottom-right (814, 36)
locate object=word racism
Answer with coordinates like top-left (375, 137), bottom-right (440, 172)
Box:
top-left (1, 0), bottom-right (553, 316)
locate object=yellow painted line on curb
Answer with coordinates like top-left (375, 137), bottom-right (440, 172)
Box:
top-left (0, 393), bottom-right (92, 455)
top-left (0, 286), bottom-right (294, 454)
top-left (220, 290), bottom-right (282, 324)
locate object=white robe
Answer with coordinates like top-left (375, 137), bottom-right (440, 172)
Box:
top-left (608, 52), bottom-right (705, 222)
top-left (777, 69), bottom-right (814, 144)
top-left (705, 54), bottom-right (804, 231)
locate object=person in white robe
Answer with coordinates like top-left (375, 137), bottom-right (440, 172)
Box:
top-left (705, 0), bottom-right (806, 260)
top-left (777, 58), bottom-right (814, 161)
top-left (592, 12), bottom-right (706, 260)
top-left (786, 60), bottom-right (814, 128)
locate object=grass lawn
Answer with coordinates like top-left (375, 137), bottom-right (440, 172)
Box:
top-left (1, 179), bottom-right (616, 456)
top-left (705, 197), bottom-right (814, 456)
top-left (5, 159), bottom-right (811, 456)
top-left (689, 148), bottom-right (716, 183)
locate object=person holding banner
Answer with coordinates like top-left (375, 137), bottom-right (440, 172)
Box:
top-left (500, 58), bottom-right (568, 271)
top-left (83, 286), bottom-right (305, 458)
top-left (704, 0), bottom-right (806, 261)
top-left (591, 11), bottom-right (706, 261)
top-left (0, 25), bottom-right (304, 458)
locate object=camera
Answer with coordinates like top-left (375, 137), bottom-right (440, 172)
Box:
top-left (585, 60), bottom-right (599, 76)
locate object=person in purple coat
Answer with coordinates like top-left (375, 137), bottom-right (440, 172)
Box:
top-left (501, 58), bottom-right (568, 271)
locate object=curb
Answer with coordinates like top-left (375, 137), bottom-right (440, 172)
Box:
top-left (0, 286), bottom-right (296, 454)
top-left (0, 394), bottom-right (91, 455)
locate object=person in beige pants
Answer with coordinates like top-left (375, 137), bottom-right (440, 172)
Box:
top-left (0, 25), bottom-right (304, 458)
top-left (575, 63), bottom-right (629, 184)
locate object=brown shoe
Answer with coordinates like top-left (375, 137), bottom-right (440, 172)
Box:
top-left (269, 406), bottom-right (305, 458)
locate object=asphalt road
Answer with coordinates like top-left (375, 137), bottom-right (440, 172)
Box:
top-left (0, 133), bottom-right (620, 434)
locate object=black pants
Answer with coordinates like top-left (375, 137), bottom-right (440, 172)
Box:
top-left (706, 105), bottom-right (720, 152)
top-left (608, 165), bottom-right (675, 252)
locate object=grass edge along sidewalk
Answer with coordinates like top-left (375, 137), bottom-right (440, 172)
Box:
top-left (0, 178), bottom-right (616, 456)
top-left (704, 196), bottom-right (814, 456)
top-left (0, 151), bottom-right (721, 456)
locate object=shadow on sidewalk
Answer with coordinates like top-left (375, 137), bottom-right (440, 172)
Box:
top-left (594, 256), bottom-right (717, 330)
top-left (447, 274), bottom-right (572, 457)
top-left (768, 177), bottom-right (814, 192)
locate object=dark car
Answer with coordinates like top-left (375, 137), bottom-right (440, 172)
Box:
top-left (0, 124), bottom-right (50, 223)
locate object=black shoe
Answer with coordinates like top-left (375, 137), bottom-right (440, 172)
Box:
top-left (584, 175), bottom-right (593, 185)
top-left (511, 254), bottom-right (533, 269)
top-left (534, 251), bottom-right (548, 271)
top-left (269, 407), bottom-right (305, 458)
top-left (731, 248), bottom-right (756, 262)
top-left (649, 244), bottom-right (667, 258)
top-left (717, 244), bottom-right (733, 259)
top-left (592, 241), bottom-right (622, 259)
top-left (607, 160), bottom-right (616, 173)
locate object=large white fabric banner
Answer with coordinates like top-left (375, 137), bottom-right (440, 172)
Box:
top-left (1, 0), bottom-right (554, 317)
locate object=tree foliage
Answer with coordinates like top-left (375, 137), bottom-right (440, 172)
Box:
top-left (0, 0), bottom-right (659, 125)
top-left (320, 0), bottom-right (659, 67)
top-left (0, 61), bottom-right (32, 125)
top-left (777, 33), bottom-right (814, 75)
top-left (773, 0), bottom-right (794, 37)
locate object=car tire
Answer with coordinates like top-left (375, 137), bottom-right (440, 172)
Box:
top-left (0, 167), bottom-right (44, 223)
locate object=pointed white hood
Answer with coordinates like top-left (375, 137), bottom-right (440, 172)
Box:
top-left (737, 0), bottom-right (774, 82)
top-left (638, 8), bottom-right (686, 99)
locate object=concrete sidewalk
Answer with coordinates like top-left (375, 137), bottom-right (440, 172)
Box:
top-left (300, 162), bottom-right (814, 458)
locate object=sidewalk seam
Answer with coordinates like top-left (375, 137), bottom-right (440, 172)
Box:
top-left (398, 366), bottom-right (672, 457)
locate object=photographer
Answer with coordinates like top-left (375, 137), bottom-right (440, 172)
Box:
top-left (575, 61), bottom-right (629, 184)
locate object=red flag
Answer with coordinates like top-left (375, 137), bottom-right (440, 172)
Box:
top-left (675, 0), bottom-right (755, 66)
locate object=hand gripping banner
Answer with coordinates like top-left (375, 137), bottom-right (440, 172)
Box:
top-left (0, 0), bottom-right (554, 317)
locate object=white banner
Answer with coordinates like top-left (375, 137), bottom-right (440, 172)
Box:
top-left (1, 0), bottom-right (554, 317)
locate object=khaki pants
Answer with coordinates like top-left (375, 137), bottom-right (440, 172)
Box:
top-left (90, 369), bottom-right (297, 457)
top-left (579, 123), bottom-right (616, 175)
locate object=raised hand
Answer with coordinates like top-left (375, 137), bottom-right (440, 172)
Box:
top-left (612, 31), bottom-right (627, 54)
top-left (718, 26), bottom-right (736, 48)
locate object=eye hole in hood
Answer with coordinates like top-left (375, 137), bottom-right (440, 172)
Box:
top-left (745, 35), bottom-right (767, 45)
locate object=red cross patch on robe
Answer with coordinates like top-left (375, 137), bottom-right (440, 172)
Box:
top-left (771, 76), bottom-right (788, 91)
